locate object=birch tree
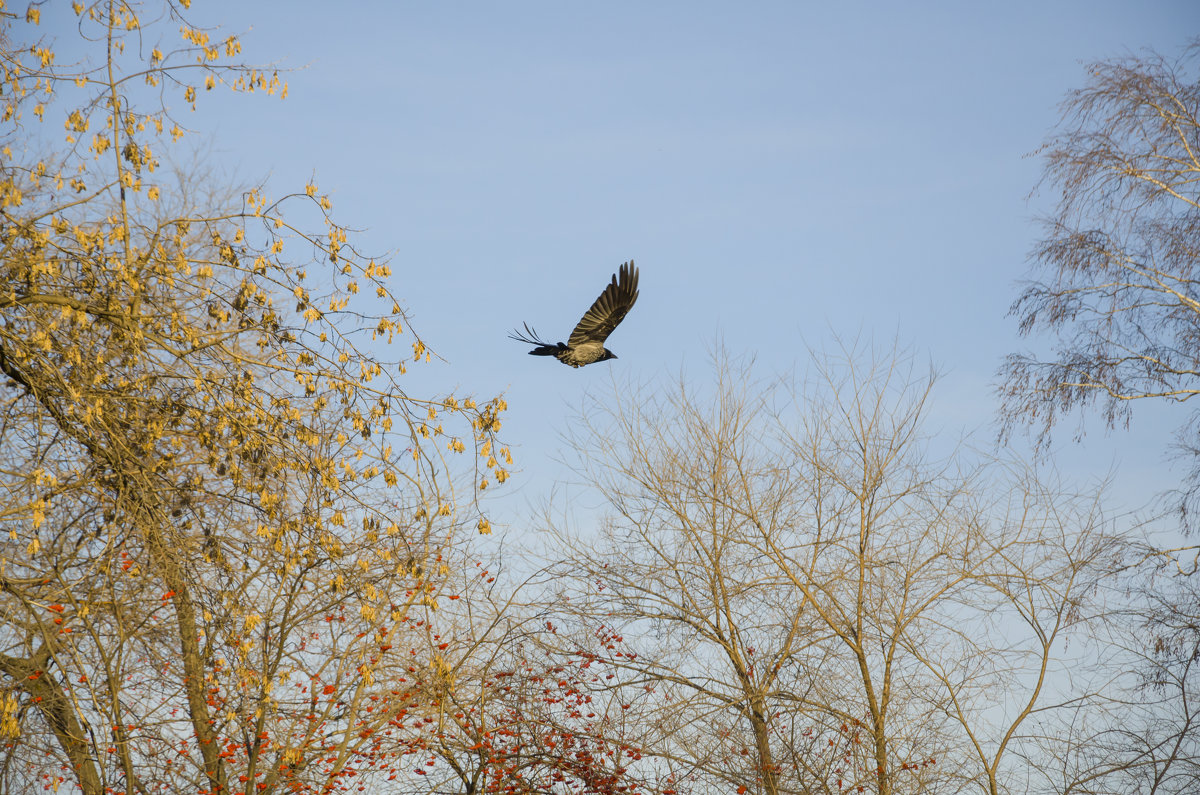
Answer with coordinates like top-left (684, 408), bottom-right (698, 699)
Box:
top-left (999, 41), bottom-right (1200, 525)
top-left (999, 42), bottom-right (1200, 793)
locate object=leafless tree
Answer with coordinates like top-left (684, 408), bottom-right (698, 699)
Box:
top-left (544, 342), bottom-right (1121, 795)
top-left (997, 41), bottom-right (1200, 793)
top-left (999, 40), bottom-right (1200, 528)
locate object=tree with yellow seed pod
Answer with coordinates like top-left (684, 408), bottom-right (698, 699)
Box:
top-left (0, 3), bottom-right (510, 794)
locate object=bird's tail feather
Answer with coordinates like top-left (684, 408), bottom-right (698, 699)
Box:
top-left (508, 322), bottom-right (562, 351)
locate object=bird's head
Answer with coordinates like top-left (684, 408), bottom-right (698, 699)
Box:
top-left (600, 349), bottom-right (617, 362)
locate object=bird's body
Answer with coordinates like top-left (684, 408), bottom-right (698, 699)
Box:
top-left (510, 261), bottom-right (639, 368)
top-left (529, 339), bottom-right (609, 368)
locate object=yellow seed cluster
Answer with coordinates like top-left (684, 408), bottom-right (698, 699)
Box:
top-left (0, 692), bottom-right (19, 739)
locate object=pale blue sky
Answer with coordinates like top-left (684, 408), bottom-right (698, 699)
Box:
top-left (49, 1), bottom-right (1200, 524)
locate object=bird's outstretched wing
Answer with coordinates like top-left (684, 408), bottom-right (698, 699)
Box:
top-left (567, 260), bottom-right (639, 348)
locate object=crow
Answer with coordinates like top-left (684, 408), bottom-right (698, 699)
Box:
top-left (509, 261), bottom-right (639, 368)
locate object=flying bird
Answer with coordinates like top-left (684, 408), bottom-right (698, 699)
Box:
top-left (509, 261), bottom-right (639, 368)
